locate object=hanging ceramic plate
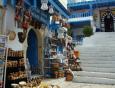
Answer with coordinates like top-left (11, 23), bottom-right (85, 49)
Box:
top-left (9, 31), bottom-right (16, 41)
top-left (18, 32), bottom-right (26, 43)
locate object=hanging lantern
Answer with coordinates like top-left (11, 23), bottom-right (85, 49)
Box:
top-left (48, 30), bottom-right (52, 38)
top-left (57, 27), bottom-right (65, 38)
top-left (41, 0), bottom-right (48, 10)
top-left (49, 5), bottom-right (54, 14)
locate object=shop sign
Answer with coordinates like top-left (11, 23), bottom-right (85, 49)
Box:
top-left (30, 7), bottom-right (49, 24)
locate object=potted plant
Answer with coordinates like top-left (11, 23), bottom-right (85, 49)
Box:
top-left (83, 26), bottom-right (93, 37)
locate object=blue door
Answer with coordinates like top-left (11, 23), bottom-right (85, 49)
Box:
top-left (27, 29), bottom-right (38, 69)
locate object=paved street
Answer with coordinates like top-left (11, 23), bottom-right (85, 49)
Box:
top-left (43, 78), bottom-right (115, 88)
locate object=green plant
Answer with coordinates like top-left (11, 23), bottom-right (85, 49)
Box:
top-left (67, 28), bottom-right (72, 36)
top-left (83, 26), bottom-right (93, 37)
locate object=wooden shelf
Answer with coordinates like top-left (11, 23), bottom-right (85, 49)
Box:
top-left (44, 67), bottom-right (51, 68)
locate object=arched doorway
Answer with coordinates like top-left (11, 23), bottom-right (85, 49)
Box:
top-left (27, 29), bottom-right (39, 75)
top-left (104, 11), bottom-right (114, 32)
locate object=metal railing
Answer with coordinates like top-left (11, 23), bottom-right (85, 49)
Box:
top-left (70, 11), bottom-right (92, 18)
top-left (68, 0), bottom-right (115, 7)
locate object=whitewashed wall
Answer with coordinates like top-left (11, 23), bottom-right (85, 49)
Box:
top-left (4, 5), bottom-right (23, 50)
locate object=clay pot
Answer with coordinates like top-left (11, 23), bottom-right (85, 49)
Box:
top-left (18, 32), bottom-right (26, 43)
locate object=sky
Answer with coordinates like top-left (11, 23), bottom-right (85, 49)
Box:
top-left (59, 0), bottom-right (94, 9)
top-left (59, 0), bottom-right (67, 9)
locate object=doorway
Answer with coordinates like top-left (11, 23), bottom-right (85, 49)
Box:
top-left (104, 11), bottom-right (114, 32)
top-left (27, 29), bottom-right (39, 75)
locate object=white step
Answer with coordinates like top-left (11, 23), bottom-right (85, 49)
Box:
top-left (80, 57), bottom-right (115, 61)
top-left (74, 32), bottom-right (115, 84)
top-left (80, 63), bottom-right (115, 68)
top-left (80, 60), bottom-right (115, 64)
top-left (82, 67), bottom-right (115, 73)
top-left (80, 54), bottom-right (115, 57)
top-left (80, 52), bottom-right (115, 55)
top-left (74, 71), bottom-right (115, 79)
top-left (77, 49), bottom-right (115, 52)
top-left (73, 76), bottom-right (115, 85)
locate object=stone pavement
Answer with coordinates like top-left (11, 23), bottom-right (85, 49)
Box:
top-left (43, 78), bottom-right (115, 88)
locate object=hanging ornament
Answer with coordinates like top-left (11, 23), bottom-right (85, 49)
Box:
top-left (57, 27), bottom-right (65, 38)
top-left (22, 19), bottom-right (29, 31)
top-left (49, 5), bottom-right (54, 14)
top-left (15, 0), bottom-right (24, 28)
top-left (15, 11), bottom-right (20, 21)
top-left (41, 3), bottom-right (48, 10)
top-left (24, 10), bottom-right (32, 22)
top-left (41, 0), bottom-right (48, 10)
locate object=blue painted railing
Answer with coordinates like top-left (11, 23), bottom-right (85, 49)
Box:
top-left (68, 0), bottom-right (115, 8)
top-left (2, 0), bottom-right (15, 6)
top-left (70, 11), bottom-right (92, 18)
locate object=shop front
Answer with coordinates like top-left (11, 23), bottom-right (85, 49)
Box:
top-left (100, 8), bottom-right (115, 32)
top-left (0, 0), bottom-right (49, 87)
top-left (0, 0), bottom-right (70, 87)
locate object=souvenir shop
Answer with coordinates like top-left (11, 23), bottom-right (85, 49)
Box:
top-left (0, 0), bottom-right (74, 88)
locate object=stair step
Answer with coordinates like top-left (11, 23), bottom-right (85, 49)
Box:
top-left (80, 63), bottom-right (115, 68)
top-left (74, 71), bottom-right (115, 79)
top-left (82, 67), bottom-right (115, 73)
top-left (73, 76), bottom-right (115, 85)
top-left (80, 54), bottom-right (115, 57)
top-left (74, 32), bottom-right (115, 84)
top-left (80, 60), bottom-right (115, 64)
top-left (80, 52), bottom-right (115, 55)
top-left (79, 57), bottom-right (115, 61)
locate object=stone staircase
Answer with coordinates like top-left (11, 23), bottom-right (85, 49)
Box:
top-left (73, 32), bottom-right (115, 85)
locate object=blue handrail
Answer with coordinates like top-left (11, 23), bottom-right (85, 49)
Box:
top-left (70, 11), bottom-right (92, 18)
top-left (68, 0), bottom-right (115, 7)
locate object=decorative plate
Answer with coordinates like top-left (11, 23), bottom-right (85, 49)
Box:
top-left (9, 31), bottom-right (16, 41)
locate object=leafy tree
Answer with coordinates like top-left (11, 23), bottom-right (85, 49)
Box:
top-left (83, 26), bottom-right (93, 37)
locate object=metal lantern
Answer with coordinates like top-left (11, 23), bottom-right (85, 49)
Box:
top-left (41, 0), bottom-right (48, 10)
top-left (58, 27), bottom-right (65, 38)
top-left (49, 5), bottom-right (54, 14)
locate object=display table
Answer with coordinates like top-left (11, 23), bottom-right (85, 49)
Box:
top-left (10, 82), bottom-right (60, 88)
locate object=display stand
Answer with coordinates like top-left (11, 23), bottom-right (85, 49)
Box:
top-left (0, 35), bottom-right (7, 88)
top-left (5, 49), bottom-right (27, 88)
top-left (44, 33), bottom-right (64, 78)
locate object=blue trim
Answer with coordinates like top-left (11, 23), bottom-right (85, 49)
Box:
top-left (33, 0), bottom-right (37, 8)
top-left (24, 0), bottom-right (50, 24)
top-left (70, 11), bottom-right (92, 18)
top-left (2, 0), bottom-right (7, 6)
top-left (11, 0), bottom-right (15, 7)
top-left (69, 20), bottom-right (91, 25)
top-left (68, 0), bottom-right (115, 9)
top-left (89, 4), bottom-right (93, 16)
